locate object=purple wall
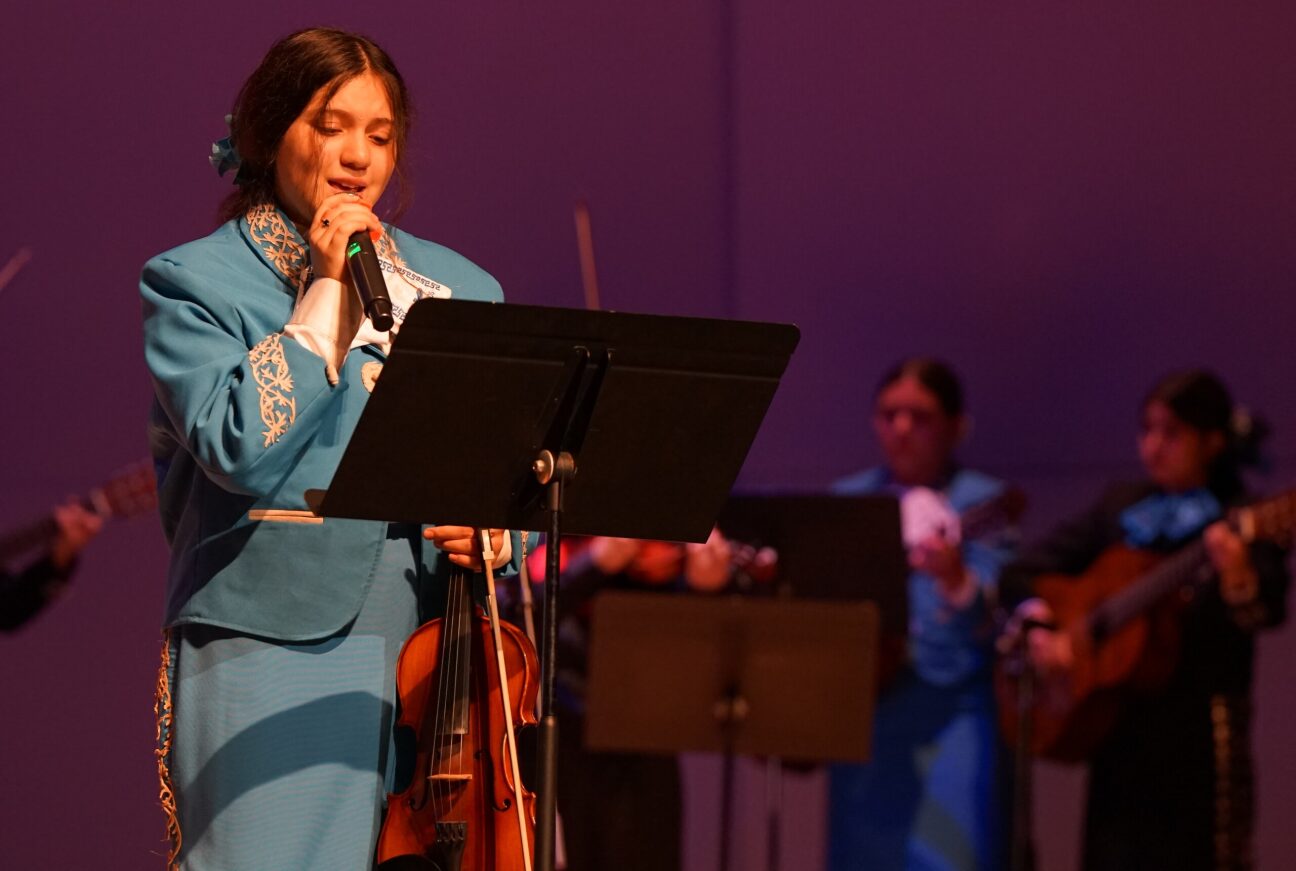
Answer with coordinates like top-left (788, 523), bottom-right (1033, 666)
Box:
top-left (2, 3), bottom-right (1294, 869)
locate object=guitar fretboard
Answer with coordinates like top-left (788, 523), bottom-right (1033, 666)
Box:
top-left (1087, 541), bottom-right (1210, 640)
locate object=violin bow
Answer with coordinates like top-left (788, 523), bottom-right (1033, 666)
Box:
top-left (480, 530), bottom-right (535, 871)
top-left (573, 199), bottom-right (601, 312)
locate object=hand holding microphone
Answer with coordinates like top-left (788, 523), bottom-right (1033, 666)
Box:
top-left (307, 192), bottom-right (394, 332)
top-left (344, 230), bottom-right (394, 332)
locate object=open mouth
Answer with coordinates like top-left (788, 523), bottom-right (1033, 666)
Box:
top-left (329, 179), bottom-right (367, 196)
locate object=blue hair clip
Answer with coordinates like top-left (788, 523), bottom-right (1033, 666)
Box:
top-left (209, 115), bottom-right (243, 183)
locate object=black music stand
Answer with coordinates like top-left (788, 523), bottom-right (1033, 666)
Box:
top-left (715, 493), bottom-right (908, 871)
top-left (312, 297), bottom-right (799, 871)
top-left (718, 493), bottom-right (909, 631)
top-left (585, 592), bottom-right (879, 871)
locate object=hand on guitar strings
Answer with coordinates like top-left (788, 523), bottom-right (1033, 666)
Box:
top-left (909, 535), bottom-right (977, 607)
top-left (999, 598), bottom-right (1073, 676)
top-left (49, 501), bottom-right (103, 571)
top-left (423, 526), bottom-right (510, 571)
top-left (1203, 521), bottom-right (1260, 605)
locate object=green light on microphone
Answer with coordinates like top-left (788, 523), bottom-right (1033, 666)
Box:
top-left (347, 241), bottom-right (362, 258)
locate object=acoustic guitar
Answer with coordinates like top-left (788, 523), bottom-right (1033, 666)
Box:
top-left (997, 488), bottom-right (1296, 763)
top-left (0, 460), bottom-right (157, 566)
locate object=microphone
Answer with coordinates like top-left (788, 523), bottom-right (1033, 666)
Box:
top-left (345, 231), bottom-right (394, 332)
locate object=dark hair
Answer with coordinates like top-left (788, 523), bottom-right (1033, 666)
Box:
top-left (1143, 369), bottom-right (1268, 500)
top-left (217, 27), bottom-right (413, 224)
top-left (874, 357), bottom-right (965, 418)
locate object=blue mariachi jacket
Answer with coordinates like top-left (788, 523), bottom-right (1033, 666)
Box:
top-left (832, 466), bottom-right (1014, 686)
top-left (142, 204), bottom-right (513, 641)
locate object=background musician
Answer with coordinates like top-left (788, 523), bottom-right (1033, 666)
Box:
top-left (828, 358), bottom-right (1017, 871)
top-left (0, 500), bottom-right (102, 632)
top-left (1000, 370), bottom-right (1289, 870)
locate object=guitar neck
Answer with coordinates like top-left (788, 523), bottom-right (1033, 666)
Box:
top-left (1088, 540), bottom-right (1208, 639)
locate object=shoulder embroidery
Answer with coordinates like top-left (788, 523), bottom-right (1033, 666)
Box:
top-left (246, 203), bottom-right (308, 286)
top-left (249, 334), bottom-right (297, 447)
top-left (377, 232), bottom-right (453, 298)
top-left (376, 231), bottom-right (408, 272)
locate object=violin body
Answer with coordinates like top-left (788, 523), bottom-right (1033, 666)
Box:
top-left (377, 600), bottom-right (539, 870)
top-left (996, 545), bottom-right (1184, 763)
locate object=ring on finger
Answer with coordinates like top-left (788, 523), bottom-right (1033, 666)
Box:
top-left (321, 218), bottom-right (331, 228)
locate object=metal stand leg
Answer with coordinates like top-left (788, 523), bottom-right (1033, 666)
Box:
top-left (1010, 644), bottom-right (1037, 871)
top-left (534, 450), bottom-right (575, 871)
top-left (765, 756), bottom-right (783, 871)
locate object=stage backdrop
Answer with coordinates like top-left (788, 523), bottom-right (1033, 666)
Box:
top-left (2, 3), bottom-right (1293, 869)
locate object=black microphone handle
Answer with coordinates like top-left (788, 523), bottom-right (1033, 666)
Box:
top-left (345, 231), bottom-right (394, 332)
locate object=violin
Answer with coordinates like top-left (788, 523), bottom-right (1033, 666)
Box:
top-left (376, 537), bottom-right (539, 870)
top-left (527, 534), bottom-right (779, 592)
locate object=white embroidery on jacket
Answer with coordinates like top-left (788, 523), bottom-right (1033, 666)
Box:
top-left (249, 334), bottom-right (296, 446)
top-left (247, 203), bottom-right (308, 286)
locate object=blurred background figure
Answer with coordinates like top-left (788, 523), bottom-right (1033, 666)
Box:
top-left (1001, 370), bottom-right (1289, 871)
top-left (1, 499), bottom-right (103, 632)
top-left (828, 358), bottom-right (1018, 871)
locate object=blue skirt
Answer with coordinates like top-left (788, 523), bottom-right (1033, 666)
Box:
top-left (828, 673), bottom-right (1003, 871)
top-left (159, 524), bottom-right (426, 870)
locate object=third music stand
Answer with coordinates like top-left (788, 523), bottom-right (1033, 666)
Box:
top-left (585, 592), bottom-right (879, 871)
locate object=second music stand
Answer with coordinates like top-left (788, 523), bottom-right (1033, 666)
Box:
top-left (585, 592), bottom-right (879, 871)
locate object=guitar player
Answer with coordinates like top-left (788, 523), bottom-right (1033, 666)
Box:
top-left (1000, 370), bottom-right (1290, 871)
top-left (0, 499), bottom-right (102, 631)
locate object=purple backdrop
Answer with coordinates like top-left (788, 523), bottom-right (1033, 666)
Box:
top-left (2, 3), bottom-right (1293, 869)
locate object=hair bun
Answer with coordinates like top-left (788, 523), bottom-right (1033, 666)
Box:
top-left (1230, 405), bottom-right (1272, 471)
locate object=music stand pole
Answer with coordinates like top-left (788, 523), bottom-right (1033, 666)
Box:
top-left (534, 449), bottom-right (575, 871)
top-left (715, 685), bottom-right (748, 871)
top-left (764, 756), bottom-right (782, 871)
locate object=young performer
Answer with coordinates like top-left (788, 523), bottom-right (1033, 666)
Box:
top-left (829, 358), bottom-right (1016, 871)
top-left (141, 28), bottom-right (517, 870)
top-left (1001, 370), bottom-right (1289, 871)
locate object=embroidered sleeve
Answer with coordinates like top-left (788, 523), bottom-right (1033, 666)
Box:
top-left (142, 255), bottom-right (338, 495)
top-left (248, 334), bottom-right (297, 447)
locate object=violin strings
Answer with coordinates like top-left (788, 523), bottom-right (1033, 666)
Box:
top-left (451, 569), bottom-right (468, 780)
top-left (429, 569), bottom-right (450, 812)
top-left (431, 568), bottom-right (464, 813)
top-left (447, 569), bottom-right (467, 796)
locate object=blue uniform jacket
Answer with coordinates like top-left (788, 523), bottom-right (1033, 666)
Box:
top-left (833, 466), bottom-right (1013, 686)
top-left (142, 205), bottom-right (515, 641)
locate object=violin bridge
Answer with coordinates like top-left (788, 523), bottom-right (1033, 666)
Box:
top-left (428, 772), bottom-right (473, 784)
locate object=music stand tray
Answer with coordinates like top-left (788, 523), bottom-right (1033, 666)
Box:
top-left (313, 298), bottom-right (799, 542)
